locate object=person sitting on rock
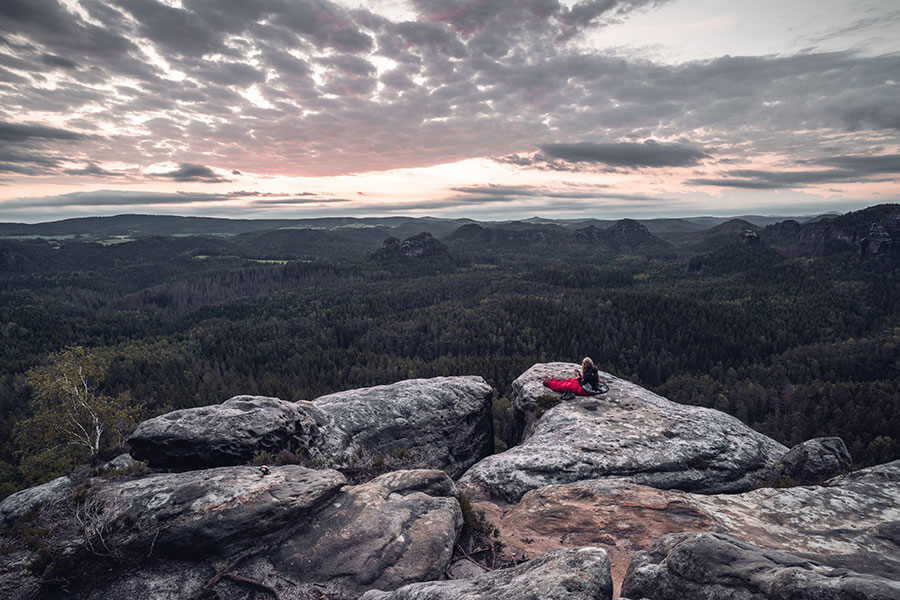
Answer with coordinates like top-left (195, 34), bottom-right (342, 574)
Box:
top-left (542, 357), bottom-right (608, 397)
top-left (576, 357), bottom-right (603, 393)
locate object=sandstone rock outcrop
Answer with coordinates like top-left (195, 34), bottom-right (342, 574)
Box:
top-left (778, 436), bottom-right (852, 484)
top-left (127, 377), bottom-right (494, 478)
top-left (270, 469), bottom-right (463, 597)
top-left (314, 376), bottom-right (494, 478)
top-left (621, 532), bottom-right (900, 600)
top-left (360, 546), bottom-right (613, 600)
top-left (470, 478), bottom-right (716, 594)
top-left (469, 460), bottom-right (900, 594)
top-left (127, 395), bottom-right (324, 469)
top-left (3, 468), bottom-right (465, 600)
top-left (90, 465), bottom-right (345, 558)
top-left (0, 475), bottom-right (72, 525)
top-left (464, 362), bottom-right (786, 502)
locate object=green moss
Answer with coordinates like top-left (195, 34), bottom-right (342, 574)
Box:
top-left (458, 492), bottom-right (499, 538)
top-left (535, 393), bottom-right (561, 410)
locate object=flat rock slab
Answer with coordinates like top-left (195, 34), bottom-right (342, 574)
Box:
top-left (360, 547), bottom-right (613, 600)
top-left (470, 459), bottom-right (900, 594)
top-left (462, 363), bottom-right (786, 502)
top-left (91, 464), bottom-right (345, 558)
top-left (128, 395), bottom-right (324, 468)
top-left (621, 532), bottom-right (900, 600)
top-left (272, 469), bottom-right (463, 598)
top-left (314, 376), bottom-right (494, 478)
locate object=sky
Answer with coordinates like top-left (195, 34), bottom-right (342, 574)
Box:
top-left (0, 0), bottom-right (899, 223)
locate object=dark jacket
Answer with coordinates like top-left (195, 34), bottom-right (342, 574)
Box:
top-left (579, 365), bottom-right (600, 390)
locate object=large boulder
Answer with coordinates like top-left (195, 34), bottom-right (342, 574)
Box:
top-left (621, 532), bottom-right (900, 600)
top-left (270, 469), bottom-right (462, 597)
top-left (360, 547), bottom-right (613, 600)
top-left (314, 376), bottom-right (494, 478)
top-left (19, 469), bottom-right (463, 600)
top-left (0, 475), bottom-right (73, 525)
top-left (89, 465), bottom-right (345, 559)
top-left (471, 460), bottom-right (900, 593)
top-left (779, 436), bottom-right (852, 484)
top-left (462, 363), bottom-right (786, 502)
top-left (127, 395), bottom-right (326, 469)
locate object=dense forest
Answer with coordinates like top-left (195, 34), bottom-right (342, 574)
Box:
top-left (1, 205), bottom-right (898, 498)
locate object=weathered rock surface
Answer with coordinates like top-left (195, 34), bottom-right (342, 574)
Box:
top-left (464, 362), bottom-right (786, 502)
top-left (0, 475), bottom-right (72, 525)
top-left (128, 395), bottom-right (324, 469)
top-left (469, 460), bottom-right (900, 594)
top-left (102, 453), bottom-right (140, 473)
top-left (271, 469), bottom-right (463, 597)
top-left (779, 436), bottom-right (852, 484)
top-left (360, 546), bottom-right (613, 600)
top-left (470, 478), bottom-right (715, 595)
top-left (621, 532), bottom-right (900, 600)
top-left (314, 376), bottom-right (494, 478)
top-left (90, 465), bottom-right (345, 558)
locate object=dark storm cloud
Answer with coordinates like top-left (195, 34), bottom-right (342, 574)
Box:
top-left (539, 140), bottom-right (709, 167)
top-left (687, 154), bottom-right (900, 189)
top-left (151, 164), bottom-right (230, 183)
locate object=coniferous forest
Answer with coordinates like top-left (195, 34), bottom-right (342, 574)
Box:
top-left (0, 206), bottom-right (898, 497)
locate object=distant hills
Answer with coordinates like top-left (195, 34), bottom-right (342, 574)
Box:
top-left (0, 211), bottom-right (837, 240)
top-left (1, 204), bottom-right (897, 268)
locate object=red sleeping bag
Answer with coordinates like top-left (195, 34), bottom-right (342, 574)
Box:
top-left (542, 377), bottom-right (592, 395)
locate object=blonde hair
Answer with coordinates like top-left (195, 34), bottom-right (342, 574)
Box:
top-left (581, 357), bottom-right (594, 372)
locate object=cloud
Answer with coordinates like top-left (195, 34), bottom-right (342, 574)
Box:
top-left (0, 0), bottom-right (898, 200)
top-left (39, 53), bottom-right (77, 69)
top-left (0, 189), bottom-right (351, 212)
top-left (0, 121), bottom-right (85, 142)
top-left (538, 140), bottom-right (710, 167)
top-left (0, 189), bottom-right (236, 210)
top-left (449, 183), bottom-right (671, 204)
top-left (63, 162), bottom-right (123, 177)
top-left (149, 164), bottom-right (230, 183)
top-left (687, 154), bottom-right (900, 189)
top-left (451, 184), bottom-right (614, 198)
top-left (249, 197), bottom-right (351, 206)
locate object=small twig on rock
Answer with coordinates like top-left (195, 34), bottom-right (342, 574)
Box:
top-left (147, 528), bottom-right (161, 559)
top-left (195, 548), bottom-right (258, 599)
top-left (272, 572), bottom-right (299, 587)
top-left (454, 543), bottom-right (492, 571)
top-left (223, 573), bottom-right (282, 600)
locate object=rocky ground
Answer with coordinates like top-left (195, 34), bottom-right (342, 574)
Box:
top-left (0, 365), bottom-right (896, 600)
